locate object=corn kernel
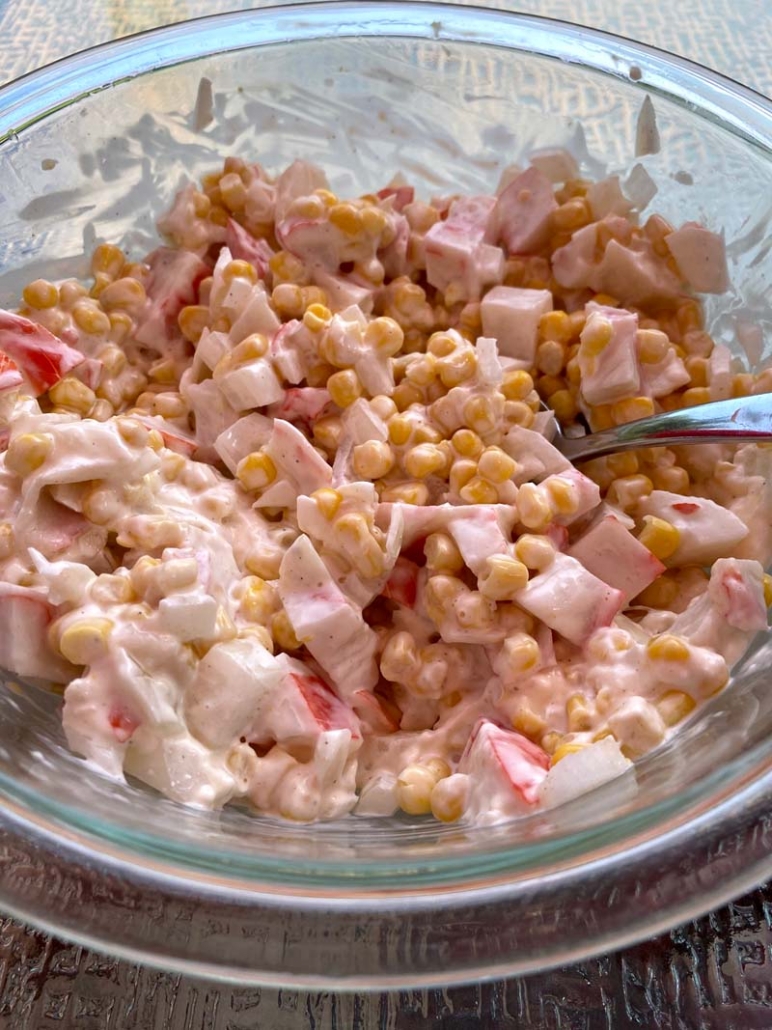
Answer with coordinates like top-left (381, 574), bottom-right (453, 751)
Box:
top-left (580, 316), bottom-right (613, 358)
top-left (303, 303), bottom-right (332, 334)
top-left (71, 301), bottom-right (111, 336)
top-left (606, 474), bottom-right (653, 510)
top-left (424, 533), bottom-right (464, 573)
top-left (380, 630), bottom-right (420, 683)
top-left (606, 452), bottom-right (638, 478)
top-left (329, 202), bottom-right (363, 235)
top-left (430, 774), bottom-right (468, 823)
top-left (549, 389), bottom-right (579, 422)
top-left (91, 243), bottom-right (125, 279)
top-left (463, 395), bottom-right (498, 435)
top-left (477, 446), bottom-right (516, 484)
top-left (566, 694), bottom-right (593, 732)
top-left (682, 386), bottom-right (711, 408)
top-left (501, 369), bottom-right (534, 402)
top-left (511, 706), bottom-right (546, 740)
top-left (423, 574), bottom-right (465, 622)
top-left (236, 451), bottom-right (277, 492)
top-left (478, 555), bottom-right (529, 600)
top-left (22, 279), bottom-right (59, 310)
top-left (351, 440), bottom-right (394, 480)
top-left (364, 316), bottom-right (404, 357)
top-left (551, 742), bottom-right (586, 766)
top-left (611, 396), bottom-right (656, 425)
top-left (306, 487), bottom-right (341, 521)
top-left (517, 483), bottom-right (552, 531)
top-left (449, 428), bottom-right (482, 459)
top-left (240, 577), bottom-right (279, 624)
top-left (58, 617), bottom-right (113, 665)
top-left (651, 465), bottom-right (690, 493)
top-left (763, 574), bottom-right (772, 608)
top-left (459, 476), bottom-right (499, 505)
top-left (514, 534), bottom-right (556, 570)
top-left (426, 331), bottom-right (457, 358)
top-left (270, 250), bottom-right (307, 285)
top-left (638, 515), bottom-right (680, 560)
top-left (0, 523), bottom-right (13, 560)
top-left (369, 395), bottom-right (397, 422)
top-left (454, 590), bottom-right (494, 629)
top-left (403, 443), bottom-right (447, 479)
top-left (637, 329), bottom-right (670, 364)
top-left (449, 459), bottom-right (478, 495)
top-left (99, 276), bottom-right (146, 312)
top-left (439, 349), bottom-right (477, 388)
top-left (312, 415), bottom-right (343, 453)
top-left (733, 373), bottom-right (754, 398)
top-left (387, 414), bottom-right (413, 447)
top-left (504, 400), bottom-right (535, 428)
top-left (396, 763), bottom-right (439, 815)
top-left (271, 283), bottom-right (304, 319)
top-left (656, 689), bottom-right (696, 728)
top-left (647, 634), bottom-right (690, 662)
top-left (379, 481), bottom-right (429, 505)
top-left (271, 609), bottom-right (300, 651)
top-left (541, 731), bottom-right (561, 756)
top-left (5, 432), bottom-right (53, 476)
top-left (413, 423), bottom-right (443, 446)
top-left (50, 376), bottom-right (97, 416)
top-left (327, 369), bottom-right (363, 409)
top-left (545, 476), bottom-right (579, 517)
top-left (178, 304), bottom-right (209, 343)
top-left (392, 381), bottom-right (423, 411)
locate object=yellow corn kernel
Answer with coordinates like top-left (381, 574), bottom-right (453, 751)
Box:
top-left (425, 331), bottom-right (456, 358)
top-left (90, 242), bottom-right (125, 280)
top-left (219, 173), bottom-right (248, 213)
top-left (477, 446), bottom-right (517, 485)
top-left (606, 473), bottom-right (654, 510)
top-left (22, 279), bottom-right (59, 310)
top-left (178, 304), bottom-right (209, 343)
top-left (551, 741), bottom-right (586, 766)
top-left (222, 258), bottom-right (256, 284)
top-left (302, 303), bottom-right (332, 333)
top-left (288, 194), bottom-right (325, 221)
top-left (536, 340), bottom-right (567, 378)
top-left (305, 488), bottom-right (341, 522)
top-left (504, 400), bottom-right (535, 428)
top-left (5, 432), bottom-right (53, 476)
top-left (58, 617), bottom-right (113, 665)
top-left (404, 355), bottom-right (436, 389)
top-left (637, 329), bottom-right (670, 364)
top-left (566, 694), bottom-right (593, 733)
top-left (239, 625), bottom-right (275, 654)
top-left (656, 689), bottom-right (696, 728)
top-left (49, 376), bottom-right (97, 416)
top-left (244, 549), bottom-right (282, 580)
top-left (403, 443), bottom-right (447, 479)
top-left (271, 283), bottom-right (304, 319)
top-left (606, 452), bottom-right (639, 478)
top-left (611, 396), bottom-right (656, 425)
top-left (733, 373), bottom-right (754, 398)
top-left (514, 533), bottom-right (556, 570)
top-left (682, 386), bottom-right (711, 408)
top-left (352, 440), bottom-right (395, 481)
top-left (651, 465), bottom-right (690, 493)
top-left (448, 459), bottom-right (478, 495)
top-left (451, 428), bottom-right (483, 459)
top-left (271, 609), bottom-right (300, 651)
top-left (438, 349), bottom-right (477, 388)
top-left (314, 188), bottom-right (338, 208)
top-left (635, 573), bottom-right (680, 609)
top-left (638, 515), bottom-right (680, 560)
top-left (364, 316), bottom-right (404, 357)
top-left (380, 630), bottom-right (420, 682)
top-left (0, 523), bottom-right (13, 560)
top-left (327, 369), bottom-right (363, 409)
top-left (545, 476), bottom-right (579, 517)
top-left (453, 590), bottom-right (494, 629)
top-left (511, 706), bottom-right (546, 740)
top-left (361, 205), bottom-right (388, 236)
top-left (763, 574), bottom-right (772, 608)
top-left (540, 731), bottom-right (561, 756)
top-left (99, 276), bottom-right (146, 313)
top-left (329, 202), bottom-right (363, 235)
top-left (89, 573), bottom-right (134, 607)
top-left (463, 395), bottom-right (498, 435)
top-left (478, 555), bottom-right (529, 600)
top-left (240, 577), bottom-right (278, 624)
top-left (549, 389), bottom-right (579, 423)
top-left (391, 381), bottom-right (423, 411)
top-left (379, 480), bottom-right (429, 505)
top-left (580, 316), bottom-right (613, 358)
top-left (366, 396), bottom-right (395, 423)
top-left (424, 533), bottom-right (464, 574)
top-left (677, 299), bottom-right (703, 335)
top-left (71, 300), bottom-right (110, 336)
top-left (269, 250), bottom-right (306, 285)
top-left (459, 476), bottom-right (499, 505)
top-left (312, 415), bottom-right (342, 454)
top-left (387, 414), bottom-right (413, 447)
top-left (397, 763), bottom-right (441, 816)
top-left (154, 393), bottom-right (187, 420)
top-left (424, 574), bottom-right (465, 622)
top-left (335, 512), bottom-right (385, 576)
top-left (97, 343), bottom-right (128, 377)
top-left (517, 483), bottom-right (552, 531)
top-left (413, 423), bottom-right (444, 446)
top-left (236, 451), bottom-right (277, 492)
top-left (538, 310), bottom-right (572, 344)
top-left (647, 634), bottom-right (691, 662)
top-left (501, 369), bottom-right (534, 402)
top-left (430, 774), bottom-right (468, 823)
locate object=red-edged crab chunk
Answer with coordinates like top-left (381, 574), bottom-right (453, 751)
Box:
top-left (512, 552), bottom-right (624, 646)
top-left (134, 247), bottom-right (210, 350)
top-left (568, 512), bottom-right (665, 602)
top-left (0, 310), bottom-right (85, 396)
top-left (278, 534), bottom-right (379, 700)
top-left (424, 194), bottom-right (504, 303)
top-left (459, 719), bottom-right (549, 823)
top-left (637, 491), bottom-right (749, 567)
top-left (490, 166), bottom-right (557, 255)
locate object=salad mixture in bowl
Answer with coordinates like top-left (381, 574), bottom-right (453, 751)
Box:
top-left (0, 151), bottom-right (768, 827)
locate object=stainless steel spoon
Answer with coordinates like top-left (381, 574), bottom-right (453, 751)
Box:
top-left (551, 394), bottom-right (772, 462)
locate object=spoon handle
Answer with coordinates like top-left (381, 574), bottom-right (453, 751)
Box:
top-left (560, 394), bottom-right (772, 462)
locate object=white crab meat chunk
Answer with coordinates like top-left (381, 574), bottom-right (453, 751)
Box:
top-left (480, 286), bottom-right (553, 364)
top-left (568, 513), bottom-right (665, 602)
top-left (278, 535), bottom-right (379, 698)
top-left (491, 166), bottom-right (556, 254)
top-left (539, 737), bottom-right (633, 810)
top-left (512, 553), bottom-right (624, 645)
top-left (424, 194), bottom-right (504, 301)
top-left (665, 222), bottom-right (729, 294)
top-left (637, 491), bottom-right (749, 566)
top-left (578, 306), bottom-right (641, 406)
top-left (459, 719), bottom-right (549, 824)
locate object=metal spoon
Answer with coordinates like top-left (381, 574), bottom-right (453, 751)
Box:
top-left (551, 393), bottom-right (772, 462)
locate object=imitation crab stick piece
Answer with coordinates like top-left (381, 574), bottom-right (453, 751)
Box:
top-left (0, 310), bottom-right (85, 395)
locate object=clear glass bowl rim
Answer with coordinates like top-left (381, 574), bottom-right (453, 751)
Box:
top-left (0, 0), bottom-right (771, 987)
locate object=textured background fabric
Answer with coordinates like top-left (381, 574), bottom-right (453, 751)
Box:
top-left (1, 1), bottom-right (772, 1026)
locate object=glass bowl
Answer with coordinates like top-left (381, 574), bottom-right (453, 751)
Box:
top-left (1, 0), bottom-right (772, 988)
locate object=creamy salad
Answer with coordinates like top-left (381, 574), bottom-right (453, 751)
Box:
top-left (0, 154), bottom-right (769, 825)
